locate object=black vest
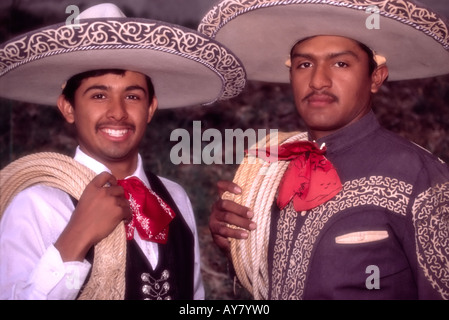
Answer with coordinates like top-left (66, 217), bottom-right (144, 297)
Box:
top-left (76, 171), bottom-right (195, 300)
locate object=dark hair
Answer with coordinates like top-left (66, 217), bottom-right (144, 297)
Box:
top-left (290, 36), bottom-right (378, 75)
top-left (356, 41), bottom-right (378, 76)
top-left (62, 69), bottom-right (155, 106)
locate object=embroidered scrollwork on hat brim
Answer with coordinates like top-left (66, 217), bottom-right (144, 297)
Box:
top-left (199, 0), bottom-right (449, 50)
top-left (0, 18), bottom-right (246, 102)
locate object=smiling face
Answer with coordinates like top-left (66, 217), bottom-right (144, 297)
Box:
top-left (58, 70), bottom-right (157, 177)
top-left (289, 35), bottom-right (388, 140)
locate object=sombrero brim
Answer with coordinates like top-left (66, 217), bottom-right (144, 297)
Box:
top-left (199, 0), bottom-right (449, 82)
top-left (0, 18), bottom-right (246, 108)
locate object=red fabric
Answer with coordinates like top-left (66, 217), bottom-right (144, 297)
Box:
top-left (117, 177), bottom-right (175, 243)
top-left (257, 141), bottom-right (342, 212)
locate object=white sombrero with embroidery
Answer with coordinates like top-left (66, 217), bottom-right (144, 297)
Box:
top-left (198, 0), bottom-right (449, 82)
top-left (199, 0), bottom-right (449, 299)
top-left (0, 3), bottom-right (246, 108)
top-left (0, 2), bottom-right (246, 301)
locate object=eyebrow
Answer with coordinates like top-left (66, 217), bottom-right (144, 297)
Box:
top-left (83, 84), bottom-right (147, 96)
top-left (291, 50), bottom-right (360, 61)
top-left (125, 85), bottom-right (148, 95)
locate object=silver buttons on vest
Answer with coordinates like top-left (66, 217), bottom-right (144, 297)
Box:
top-left (141, 270), bottom-right (171, 300)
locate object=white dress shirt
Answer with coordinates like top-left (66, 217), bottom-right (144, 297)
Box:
top-left (0, 147), bottom-right (204, 300)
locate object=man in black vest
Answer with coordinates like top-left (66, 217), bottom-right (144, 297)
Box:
top-left (55, 69), bottom-right (196, 300)
top-left (0, 3), bottom-right (245, 299)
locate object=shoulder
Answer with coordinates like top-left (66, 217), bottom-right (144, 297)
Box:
top-left (376, 128), bottom-right (448, 174)
top-left (5, 184), bottom-right (73, 210)
top-left (373, 128), bottom-right (449, 206)
top-left (158, 176), bottom-right (190, 197)
top-left (1, 184), bottom-right (74, 241)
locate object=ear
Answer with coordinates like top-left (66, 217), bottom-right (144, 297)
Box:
top-left (147, 96), bottom-right (158, 123)
top-left (370, 65), bottom-right (389, 94)
top-left (57, 94), bottom-right (75, 124)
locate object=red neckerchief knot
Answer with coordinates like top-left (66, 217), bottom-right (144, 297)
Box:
top-left (255, 141), bottom-right (342, 212)
top-left (117, 177), bottom-right (175, 244)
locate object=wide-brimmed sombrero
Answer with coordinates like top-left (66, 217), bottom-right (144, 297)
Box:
top-left (0, 3), bottom-right (246, 300)
top-left (198, 0), bottom-right (449, 82)
top-left (199, 0), bottom-right (449, 299)
top-left (0, 3), bottom-right (246, 108)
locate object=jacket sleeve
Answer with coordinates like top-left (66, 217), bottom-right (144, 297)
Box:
top-left (409, 161), bottom-right (449, 300)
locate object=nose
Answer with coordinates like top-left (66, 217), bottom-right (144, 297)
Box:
top-left (309, 65), bottom-right (332, 91)
top-left (107, 97), bottom-right (128, 121)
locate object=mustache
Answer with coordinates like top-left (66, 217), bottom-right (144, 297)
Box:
top-left (302, 91), bottom-right (339, 103)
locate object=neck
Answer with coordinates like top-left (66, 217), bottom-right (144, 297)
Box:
top-left (107, 159), bottom-right (138, 180)
top-left (308, 108), bottom-right (373, 141)
top-left (313, 110), bottom-right (378, 155)
top-left (79, 147), bottom-right (139, 179)
top-left (309, 129), bottom-right (335, 141)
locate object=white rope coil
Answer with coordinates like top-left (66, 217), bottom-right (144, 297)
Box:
top-left (223, 131), bottom-right (308, 299)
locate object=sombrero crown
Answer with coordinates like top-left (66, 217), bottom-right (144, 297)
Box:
top-left (198, 0), bottom-right (449, 82)
top-left (0, 3), bottom-right (246, 108)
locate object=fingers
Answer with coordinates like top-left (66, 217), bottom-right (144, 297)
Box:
top-left (210, 203), bottom-right (256, 236)
top-left (209, 200), bottom-right (256, 255)
top-left (209, 196), bottom-right (257, 254)
top-left (212, 234), bottom-right (231, 253)
top-left (86, 172), bottom-right (130, 219)
top-left (210, 180), bottom-right (257, 250)
top-left (216, 198), bottom-right (253, 219)
top-left (91, 171), bottom-right (118, 188)
top-left (214, 198), bottom-right (255, 228)
top-left (90, 172), bottom-right (125, 198)
top-left (216, 180), bottom-right (242, 197)
top-left (115, 194), bottom-right (132, 215)
top-left (209, 218), bottom-right (253, 240)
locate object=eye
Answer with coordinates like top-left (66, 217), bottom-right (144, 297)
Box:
top-left (126, 94), bottom-right (141, 100)
top-left (334, 61), bottom-right (349, 68)
top-left (297, 61), bottom-right (313, 69)
top-left (92, 93), bottom-right (106, 99)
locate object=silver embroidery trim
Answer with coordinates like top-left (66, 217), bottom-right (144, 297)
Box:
top-left (0, 19), bottom-right (246, 101)
top-left (141, 270), bottom-right (171, 300)
top-left (199, 0), bottom-right (449, 50)
top-left (271, 176), bottom-right (414, 299)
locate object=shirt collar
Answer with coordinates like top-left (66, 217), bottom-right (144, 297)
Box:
top-left (314, 111), bottom-right (380, 155)
top-left (73, 146), bottom-right (150, 188)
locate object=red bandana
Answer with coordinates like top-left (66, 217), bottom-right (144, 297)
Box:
top-left (254, 141), bottom-right (342, 212)
top-left (117, 177), bottom-right (175, 243)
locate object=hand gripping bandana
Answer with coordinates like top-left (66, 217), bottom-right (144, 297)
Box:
top-left (117, 177), bottom-right (175, 243)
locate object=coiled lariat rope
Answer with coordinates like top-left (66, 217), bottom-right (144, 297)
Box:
top-left (0, 152), bottom-right (127, 300)
top-left (222, 131), bottom-right (308, 300)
